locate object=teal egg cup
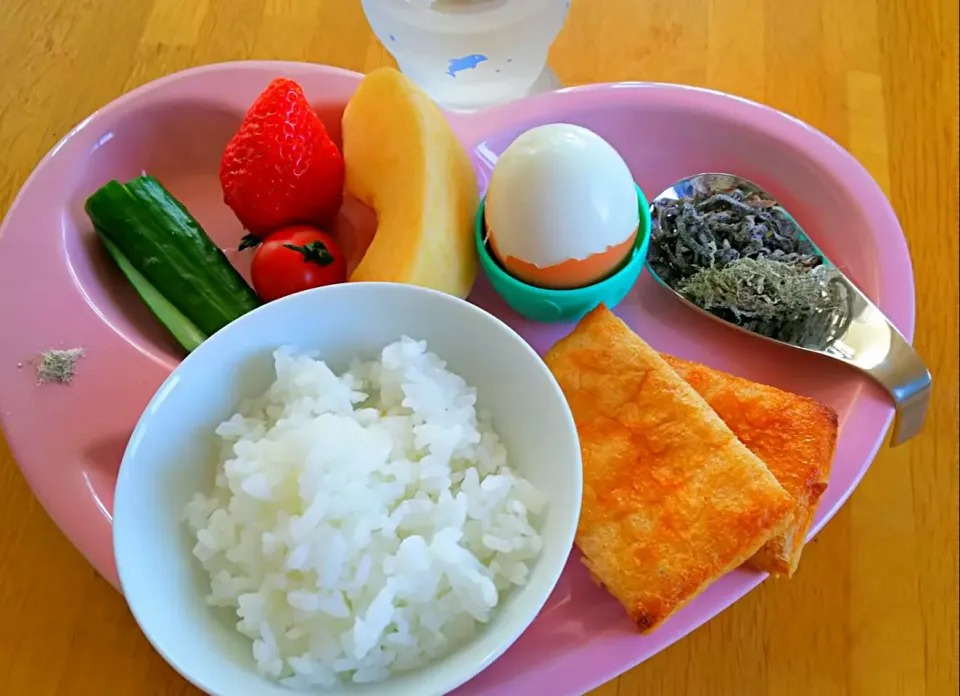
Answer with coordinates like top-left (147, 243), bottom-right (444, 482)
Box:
top-left (475, 183), bottom-right (652, 323)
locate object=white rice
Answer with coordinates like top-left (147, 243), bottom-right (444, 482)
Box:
top-left (183, 337), bottom-right (547, 688)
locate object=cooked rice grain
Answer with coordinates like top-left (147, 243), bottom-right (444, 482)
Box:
top-left (183, 337), bottom-right (546, 688)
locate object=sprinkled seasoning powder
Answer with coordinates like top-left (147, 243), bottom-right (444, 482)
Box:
top-left (35, 347), bottom-right (85, 385)
top-left (648, 181), bottom-right (851, 349)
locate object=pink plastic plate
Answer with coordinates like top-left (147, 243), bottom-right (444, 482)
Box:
top-left (0, 62), bottom-right (914, 695)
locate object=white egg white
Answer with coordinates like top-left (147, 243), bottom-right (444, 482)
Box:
top-left (485, 123), bottom-right (640, 268)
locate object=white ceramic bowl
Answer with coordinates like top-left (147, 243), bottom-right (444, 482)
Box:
top-left (112, 282), bottom-right (582, 696)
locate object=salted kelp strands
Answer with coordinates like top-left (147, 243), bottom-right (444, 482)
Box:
top-left (649, 183), bottom-right (851, 349)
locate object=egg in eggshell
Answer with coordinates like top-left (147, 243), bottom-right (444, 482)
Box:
top-left (484, 123), bottom-right (640, 290)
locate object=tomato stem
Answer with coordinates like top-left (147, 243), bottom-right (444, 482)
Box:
top-left (284, 241), bottom-right (335, 265)
top-left (239, 233), bottom-right (262, 251)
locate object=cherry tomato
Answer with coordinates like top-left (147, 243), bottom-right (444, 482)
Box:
top-left (250, 225), bottom-right (347, 302)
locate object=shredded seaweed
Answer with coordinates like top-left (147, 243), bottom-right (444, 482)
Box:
top-left (679, 258), bottom-right (851, 347)
top-left (649, 182), bottom-right (850, 348)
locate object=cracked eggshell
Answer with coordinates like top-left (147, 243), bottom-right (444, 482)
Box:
top-left (484, 123), bottom-right (640, 290)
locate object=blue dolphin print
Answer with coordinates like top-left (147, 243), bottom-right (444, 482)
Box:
top-left (447, 54), bottom-right (489, 77)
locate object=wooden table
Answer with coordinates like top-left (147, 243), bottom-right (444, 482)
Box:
top-left (1, 1), bottom-right (957, 694)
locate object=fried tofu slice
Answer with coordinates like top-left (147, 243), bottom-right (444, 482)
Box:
top-left (661, 355), bottom-right (838, 577)
top-left (544, 306), bottom-right (796, 632)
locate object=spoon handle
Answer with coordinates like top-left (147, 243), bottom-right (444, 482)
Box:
top-left (861, 328), bottom-right (931, 447)
top-left (827, 281), bottom-right (931, 446)
top-left (647, 173), bottom-right (931, 445)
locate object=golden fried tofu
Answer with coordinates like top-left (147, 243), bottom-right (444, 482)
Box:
top-left (661, 355), bottom-right (838, 577)
top-left (544, 306), bottom-right (796, 632)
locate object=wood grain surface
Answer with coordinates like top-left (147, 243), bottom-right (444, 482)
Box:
top-left (1, 1), bottom-right (957, 694)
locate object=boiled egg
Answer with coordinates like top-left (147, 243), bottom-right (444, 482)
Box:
top-left (484, 123), bottom-right (640, 290)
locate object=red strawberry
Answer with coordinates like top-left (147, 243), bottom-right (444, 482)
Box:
top-left (220, 78), bottom-right (344, 241)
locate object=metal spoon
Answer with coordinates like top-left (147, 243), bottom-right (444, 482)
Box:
top-left (646, 173), bottom-right (931, 446)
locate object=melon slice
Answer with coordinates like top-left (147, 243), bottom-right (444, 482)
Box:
top-left (341, 67), bottom-right (479, 298)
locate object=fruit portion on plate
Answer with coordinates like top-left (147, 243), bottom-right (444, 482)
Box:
top-left (220, 78), bottom-right (345, 243)
top-left (85, 67), bottom-right (482, 354)
top-left (342, 68), bottom-right (479, 298)
top-left (249, 225), bottom-right (347, 303)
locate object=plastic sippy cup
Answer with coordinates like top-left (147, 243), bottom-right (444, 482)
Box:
top-left (360, 0), bottom-right (571, 111)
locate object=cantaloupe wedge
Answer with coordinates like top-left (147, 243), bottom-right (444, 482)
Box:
top-left (341, 67), bottom-right (479, 298)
